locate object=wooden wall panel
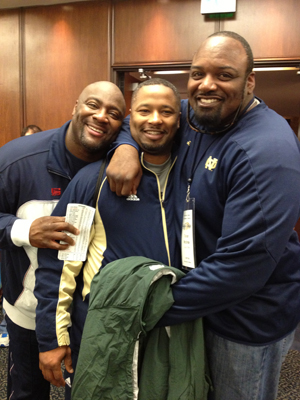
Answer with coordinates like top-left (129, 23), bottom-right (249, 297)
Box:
top-left (24, 1), bottom-right (110, 131)
top-left (113, 0), bottom-right (216, 65)
top-left (0, 10), bottom-right (22, 147)
top-left (221, 0), bottom-right (300, 59)
top-left (1, 0), bottom-right (300, 147)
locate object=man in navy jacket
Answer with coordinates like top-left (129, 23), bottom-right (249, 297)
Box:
top-left (106, 32), bottom-right (300, 400)
top-left (35, 78), bottom-right (182, 399)
top-left (0, 81), bottom-right (125, 400)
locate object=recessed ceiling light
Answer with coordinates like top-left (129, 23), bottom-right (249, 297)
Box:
top-left (154, 70), bottom-right (189, 75)
top-left (253, 67), bottom-right (299, 71)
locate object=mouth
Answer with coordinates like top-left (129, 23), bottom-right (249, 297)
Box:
top-left (196, 96), bottom-right (222, 108)
top-left (143, 129), bottom-right (166, 141)
top-left (86, 124), bottom-right (106, 136)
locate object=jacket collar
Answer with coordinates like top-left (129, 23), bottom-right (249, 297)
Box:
top-left (47, 120), bottom-right (72, 180)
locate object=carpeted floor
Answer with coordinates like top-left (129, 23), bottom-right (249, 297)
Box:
top-left (0, 346), bottom-right (65, 400)
top-left (277, 349), bottom-right (300, 400)
top-left (1, 345), bottom-right (300, 399)
top-left (0, 299), bottom-right (299, 400)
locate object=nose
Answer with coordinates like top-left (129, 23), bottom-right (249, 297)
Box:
top-left (93, 108), bottom-right (109, 123)
top-left (148, 111), bottom-right (162, 124)
top-left (199, 74), bottom-right (217, 92)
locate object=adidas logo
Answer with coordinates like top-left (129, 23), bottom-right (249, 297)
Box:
top-left (126, 194), bottom-right (140, 201)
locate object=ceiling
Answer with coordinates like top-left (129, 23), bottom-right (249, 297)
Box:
top-left (0, 0), bottom-right (299, 119)
top-left (0, 0), bottom-right (92, 8)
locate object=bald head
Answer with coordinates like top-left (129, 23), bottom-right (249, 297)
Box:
top-left (77, 81), bottom-right (126, 117)
top-left (65, 81), bottom-right (126, 162)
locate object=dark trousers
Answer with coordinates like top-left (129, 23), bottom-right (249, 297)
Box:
top-left (6, 315), bottom-right (50, 400)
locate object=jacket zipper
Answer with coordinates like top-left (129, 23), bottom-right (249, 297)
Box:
top-left (141, 155), bottom-right (177, 267)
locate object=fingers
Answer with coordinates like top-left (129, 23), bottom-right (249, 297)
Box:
top-left (131, 184), bottom-right (137, 196)
top-left (64, 347), bottom-right (74, 374)
top-left (119, 179), bottom-right (136, 197)
top-left (29, 216), bottom-right (79, 249)
top-left (53, 230), bottom-right (76, 246)
top-left (39, 217), bottom-right (79, 236)
top-left (118, 170), bottom-right (142, 196)
top-left (108, 173), bottom-right (142, 196)
top-left (115, 180), bottom-right (128, 197)
top-left (106, 144), bottom-right (142, 196)
top-left (39, 359), bottom-right (65, 387)
top-left (42, 366), bottom-right (65, 387)
top-left (39, 346), bottom-right (70, 387)
top-left (62, 221), bottom-right (80, 236)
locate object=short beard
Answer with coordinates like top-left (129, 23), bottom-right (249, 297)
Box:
top-left (139, 142), bottom-right (168, 157)
top-left (193, 106), bottom-right (223, 131)
top-left (79, 132), bottom-right (110, 155)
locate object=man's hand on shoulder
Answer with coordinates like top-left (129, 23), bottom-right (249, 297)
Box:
top-left (39, 346), bottom-right (73, 387)
top-left (106, 145), bottom-right (142, 196)
top-left (29, 216), bottom-right (79, 249)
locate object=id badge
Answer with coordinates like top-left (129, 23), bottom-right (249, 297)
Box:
top-left (181, 197), bottom-right (196, 270)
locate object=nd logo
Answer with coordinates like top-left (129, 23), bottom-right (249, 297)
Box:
top-left (205, 156), bottom-right (218, 171)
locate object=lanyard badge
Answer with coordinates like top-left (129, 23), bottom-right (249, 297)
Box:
top-left (181, 180), bottom-right (196, 270)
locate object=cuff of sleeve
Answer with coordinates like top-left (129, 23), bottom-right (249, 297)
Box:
top-left (11, 219), bottom-right (33, 247)
top-left (58, 333), bottom-right (71, 347)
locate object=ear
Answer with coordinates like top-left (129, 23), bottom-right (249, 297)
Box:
top-left (246, 72), bottom-right (255, 95)
top-left (72, 100), bottom-right (79, 116)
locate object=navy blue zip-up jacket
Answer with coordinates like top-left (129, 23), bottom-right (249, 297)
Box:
top-left (35, 154), bottom-right (179, 353)
top-left (114, 98), bottom-right (300, 345)
top-left (0, 121), bottom-right (87, 330)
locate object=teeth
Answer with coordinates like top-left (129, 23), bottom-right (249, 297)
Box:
top-left (200, 98), bottom-right (218, 104)
top-left (145, 131), bottom-right (162, 135)
top-left (88, 125), bottom-right (104, 134)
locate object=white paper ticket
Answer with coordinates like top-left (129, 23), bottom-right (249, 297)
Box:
top-left (181, 209), bottom-right (196, 269)
top-left (58, 203), bottom-right (95, 262)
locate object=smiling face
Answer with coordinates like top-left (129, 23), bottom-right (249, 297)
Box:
top-left (66, 81), bottom-right (125, 162)
top-left (130, 84), bottom-right (180, 164)
top-left (188, 36), bottom-right (255, 131)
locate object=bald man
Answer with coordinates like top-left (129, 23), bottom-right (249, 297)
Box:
top-left (0, 81), bottom-right (125, 400)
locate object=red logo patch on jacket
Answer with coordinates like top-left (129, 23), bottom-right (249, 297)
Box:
top-left (51, 188), bottom-right (61, 196)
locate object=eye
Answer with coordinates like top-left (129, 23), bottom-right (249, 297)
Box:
top-left (190, 71), bottom-right (204, 80)
top-left (137, 109), bottom-right (150, 115)
top-left (108, 111), bottom-right (121, 120)
top-left (161, 110), bottom-right (174, 116)
top-left (219, 73), bottom-right (233, 81)
top-left (86, 102), bottom-right (98, 109)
